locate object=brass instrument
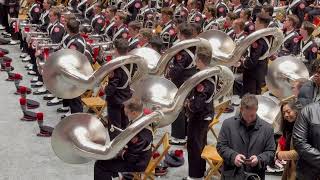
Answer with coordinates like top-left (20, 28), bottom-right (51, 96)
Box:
top-left (42, 49), bottom-right (149, 99)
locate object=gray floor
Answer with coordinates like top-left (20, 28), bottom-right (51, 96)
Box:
top-left (0, 42), bottom-right (281, 180)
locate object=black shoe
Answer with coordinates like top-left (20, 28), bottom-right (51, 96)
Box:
top-left (57, 107), bottom-right (69, 113)
top-left (43, 95), bottom-right (55, 100)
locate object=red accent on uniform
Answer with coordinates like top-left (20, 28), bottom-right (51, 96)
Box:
top-left (312, 47), bottom-right (318, 53)
top-left (252, 42), bottom-right (258, 48)
top-left (196, 84), bottom-right (204, 92)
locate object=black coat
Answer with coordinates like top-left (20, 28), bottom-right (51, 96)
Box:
top-left (216, 115), bottom-right (276, 180)
top-left (293, 102), bottom-right (320, 179)
top-left (297, 80), bottom-right (317, 106)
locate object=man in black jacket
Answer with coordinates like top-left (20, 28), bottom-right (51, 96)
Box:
top-left (94, 97), bottom-right (153, 180)
top-left (217, 94), bottom-right (275, 180)
top-left (293, 102), bottom-right (320, 180)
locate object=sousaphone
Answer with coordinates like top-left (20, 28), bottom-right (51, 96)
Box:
top-left (42, 49), bottom-right (148, 99)
top-left (198, 28), bottom-right (284, 66)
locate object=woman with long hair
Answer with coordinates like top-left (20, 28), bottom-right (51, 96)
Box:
top-left (276, 100), bottom-right (301, 180)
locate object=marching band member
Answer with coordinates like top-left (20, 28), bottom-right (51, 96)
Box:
top-left (94, 98), bottom-right (153, 180)
top-left (126, 0), bottom-right (143, 21)
top-left (298, 21), bottom-right (319, 70)
top-left (286, 0), bottom-right (307, 24)
top-left (29, 7), bottom-right (65, 78)
top-left (38, 0), bottom-right (53, 32)
top-left (215, 0), bottom-right (229, 17)
top-left (27, 0), bottom-right (42, 24)
top-left (137, 28), bottom-right (152, 47)
top-left (183, 47), bottom-right (216, 180)
top-left (233, 19), bottom-right (247, 43)
top-left (261, 4), bottom-right (283, 28)
top-left (279, 14), bottom-right (300, 56)
top-left (242, 13), bottom-right (272, 95)
top-left (187, 0), bottom-right (204, 26)
top-left (240, 9), bottom-right (255, 35)
top-left (105, 39), bottom-right (133, 140)
top-left (149, 36), bottom-right (163, 53)
top-left (109, 11), bottom-right (129, 41)
top-left (232, 18), bottom-right (247, 97)
top-left (103, 5), bottom-right (117, 36)
top-left (84, 0), bottom-right (97, 21)
top-left (59, 18), bottom-right (84, 116)
top-left (159, 7), bottom-right (177, 49)
top-left (91, 3), bottom-right (107, 34)
top-left (128, 21), bottom-right (142, 50)
top-left (224, 12), bottom-right (237, 38)
top-left (230, 0), bottom-right (243, 17)
top-left (167, 23), bottom-right (197, 145)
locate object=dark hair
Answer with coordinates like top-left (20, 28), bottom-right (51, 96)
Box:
top-left (67, 18), bottom-right (80, 34)
top-left (197, 47), bottom-right (212, 65)
top-left (206, 5), bottom-right (216, 18)
top-left (241, 9), bottom-right (252, 20)
top-left (280, 100), bottom-right (302, 150)
top-left (256, 13), bottom-right (272, 27)
top-left (45, 0), bottom-right (55, 7)
top-left (234, 18), bottom-right (245, 30)
top-left (240, 94), bottom-right (258, 109)
top-left (287, 14), bottom-right (300, 29)
top-left (161, 7), bottom-right (174, 17)
top-left (301, 21), bottom-right (315, 36)
top-left (227, 12), bottom-right (237, 21)
top-left (124, 97), bottom-right (143, 113)
top-left (262, 4), bottom-right (274, 17)
top-left (139, 28), bottom-right (153, 41)
top-left (178, 23), bottom-right (193, 39)
top-left (107, 6), bottom-right (117, 14)
top-left (150, 36), bottom-right (163, 53)
top-left (190, 23), bottom-right (202, 35)
top-left (114, 38), bottom-right (129, 55)
top-left (128, 21), bottom-right (142, 31)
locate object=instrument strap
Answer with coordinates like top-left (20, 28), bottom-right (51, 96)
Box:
top-left (184, 48), bottom-right (196, 69)
top-left (205, 77), bottom-right (218, 103)
top-left (117, 66), bottom-right (132, 89)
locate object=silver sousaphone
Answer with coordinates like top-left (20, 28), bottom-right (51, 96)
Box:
top-left (266, 56), bottom-right (309, 99)
top-left (42, 49), bottom-right (148, 99)
top-left (198, 28), bottom-right (285, 66)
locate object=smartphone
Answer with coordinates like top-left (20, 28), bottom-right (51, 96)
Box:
top-left (244, 158), bottom-right (251, 162)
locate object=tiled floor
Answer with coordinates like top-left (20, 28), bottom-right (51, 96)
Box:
top-left (0, 42), bottom-right (281, 180)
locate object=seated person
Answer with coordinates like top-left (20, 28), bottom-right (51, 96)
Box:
top-left (94, 97), bottom-right (153, 180)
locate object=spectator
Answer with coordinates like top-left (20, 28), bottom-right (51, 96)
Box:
top-left (293, 102), bottom-right (320, 179)
top-left (217, 94), bottom-right (276, 180)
